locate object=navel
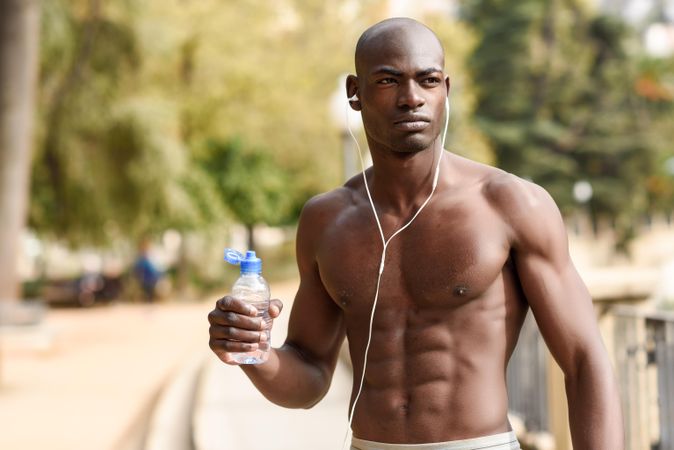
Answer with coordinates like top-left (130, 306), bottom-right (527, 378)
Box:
top-left (400, 393), bottom-right (411, 415)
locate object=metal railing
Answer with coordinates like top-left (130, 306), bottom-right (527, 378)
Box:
top-left (614, 307), bottom-right (674, 450)
top-left (507, 311), bottom-right (549, 432)
top-left (507, 306), bottom-right (674, 450)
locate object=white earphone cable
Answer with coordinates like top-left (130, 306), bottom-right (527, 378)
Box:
top-left (340, 95), bottom-right (450, 450)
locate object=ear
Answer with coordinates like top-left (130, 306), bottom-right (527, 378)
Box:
top-left (445, 75), bottom-right (451, 97)
top-left (346, 74), bottom-right (361, 111)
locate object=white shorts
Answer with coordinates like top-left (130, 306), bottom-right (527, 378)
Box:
top-left (351, 431), bottom-right (521, 450)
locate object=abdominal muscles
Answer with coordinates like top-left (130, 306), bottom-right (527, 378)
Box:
top-left (348, 300), bottom-right (513, 444)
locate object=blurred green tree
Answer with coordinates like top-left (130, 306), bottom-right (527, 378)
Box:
top-left (462, 0), bottom-right (674, 250)
top-left (636, 56), bottom-right (674, 215)
top-left (198, 138), bottom-right (295, 250)
top-left (138, 0), bottom-right (372, 198)
top-left (30, 0), bottom-right (378, 251)
top-left (33, 0), bottom-right (168, 243)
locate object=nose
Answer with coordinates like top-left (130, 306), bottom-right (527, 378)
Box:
top-left (397, 80), bottom-right (425, 110)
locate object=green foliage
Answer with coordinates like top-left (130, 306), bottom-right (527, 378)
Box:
top-left (31, 0), bottom-right (380, 248)
top-left (31, 0), bottom-right (216, 245)
top-left (41, 0), bottom-right (657, 255)
top-left (422, 15), bottom-right (494, 164)
top-left (32, 0), bottom-right (146, 243)
top-left (136, 0), bottom-right (363, 191)
top-left (198, 138), bottom-right (294, 228)
top-left (462, 0), bottom-right (674, 248)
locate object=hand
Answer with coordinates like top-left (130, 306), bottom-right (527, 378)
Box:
top-left (207, 295), bottom-right (283, 365)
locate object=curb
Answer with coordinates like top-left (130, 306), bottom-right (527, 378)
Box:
top-left (143, 352), bottom-right (208, 450)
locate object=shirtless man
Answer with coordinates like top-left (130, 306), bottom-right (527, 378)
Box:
top-left (208, 18), bottom-right (624, 450)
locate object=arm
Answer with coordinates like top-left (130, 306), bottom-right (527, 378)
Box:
top-left (495, 177), bottom-right (624, 450)
top-left (208, 195), bottom-right (346, 409)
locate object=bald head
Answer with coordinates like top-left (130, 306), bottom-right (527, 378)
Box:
top-left (355, 18), bottom-right (445, 76)
top-left (346, 18), bottom-right (449, 154)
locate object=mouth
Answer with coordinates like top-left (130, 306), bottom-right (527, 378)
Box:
top-left (393, 115), bottom-right (430, 132)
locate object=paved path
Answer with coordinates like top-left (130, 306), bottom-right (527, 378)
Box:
top-left (0, 279), bottom-right (353, 450)
top-left (0, 299), bottom-right (209, 450)
top-left (193, 279), bottom-right (352, 450)
top-left (194, 353), bottom-right (351, 450)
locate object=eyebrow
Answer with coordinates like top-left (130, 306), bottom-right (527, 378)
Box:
top-left (371, 66), bottom-right (443, 77)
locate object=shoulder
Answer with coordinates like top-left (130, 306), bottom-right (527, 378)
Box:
top-left (294, 178), bottom-right (368, 271)
top-left (480, 169), bottom-right (566, 255)
top-left (296, 180), bottom-right (364, 253)
top-left (483, 170), bottom-right (555, 219)
top-left (445, 154), bottom-right (553, 212)
top-left (299, 169), bottom-right (369, 222)
top-left (299, 184), bottom-right (359, 227)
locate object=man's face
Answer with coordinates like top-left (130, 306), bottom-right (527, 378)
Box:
top-left (352, 32), bottom-right (448, 154)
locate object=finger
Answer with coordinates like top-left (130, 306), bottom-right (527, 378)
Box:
top-left (221, 355), bottom-right (240, 366)
top-left (269, 299), bottom-right (283, 318)
top-left (261, 317), bottom-right (272, 330)
top-left (209, 325), bottom-right (264, 343)
top-left (209, 338), bottom-right (259, 354)
top-left (216, 296), bottom-right (258, 317)
top-left (212, 349), bottom-right (244, 366)
top-left (208, 309), bottom-right (264, 331)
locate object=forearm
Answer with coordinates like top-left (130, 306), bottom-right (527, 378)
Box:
top-left (565, 354), bottom-right (624, 450)
top-left (240, 342), bottom-right (334, 409)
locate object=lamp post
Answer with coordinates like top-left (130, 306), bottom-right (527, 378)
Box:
top-left (573, 180), bottom-right (594, 235)
top-left (329, 74), bottom-right (364, 182)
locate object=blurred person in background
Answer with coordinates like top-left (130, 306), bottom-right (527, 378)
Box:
top-left (208, 18), bottom-right (623, 450)
top-left (133, 237), bottom-right (162, 303)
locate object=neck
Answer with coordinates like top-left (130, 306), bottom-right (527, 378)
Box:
top-left (366, 140), bottom-right (444, 214)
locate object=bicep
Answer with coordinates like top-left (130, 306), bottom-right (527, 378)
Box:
top-left (284, 264), bottom-right (345, 371)
top-left (515, 250), bottom-right (603, 375)
top-left (283, 200), bottom-right (345, 376)
top-left (512, 190), bottom-right (605, 376)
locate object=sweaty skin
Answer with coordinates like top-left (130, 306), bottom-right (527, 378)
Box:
top-left (208, 18), bottom-right (624, 449)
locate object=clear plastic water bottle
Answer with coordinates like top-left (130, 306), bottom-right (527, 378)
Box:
top-left (224, 248), bottom-right (271, 364)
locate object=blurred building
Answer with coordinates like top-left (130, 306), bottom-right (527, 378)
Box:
top-left (386, 0), bottom-right (458, 18)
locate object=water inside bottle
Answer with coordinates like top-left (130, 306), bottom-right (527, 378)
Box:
top-left (231, 300), bottom-right (271, 364)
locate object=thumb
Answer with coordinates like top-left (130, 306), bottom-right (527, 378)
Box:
top-left (269, 299), bottom-right (283, 318)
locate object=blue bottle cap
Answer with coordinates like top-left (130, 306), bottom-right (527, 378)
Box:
top-left (224, 248), bottom-right (262, 274)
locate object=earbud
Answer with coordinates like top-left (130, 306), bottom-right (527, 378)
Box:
top-left (349, 94), bottom-right (359, 102)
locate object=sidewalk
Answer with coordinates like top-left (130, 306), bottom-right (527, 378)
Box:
top-left (193, 278), bottom-right (352, 450)
top-left (0, 299), bottom-right (210, 450)
top-left (0, 279), bottom-right (352, 450)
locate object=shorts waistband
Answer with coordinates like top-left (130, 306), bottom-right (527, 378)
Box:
top-left (351, 431), bottom-right (520, 450)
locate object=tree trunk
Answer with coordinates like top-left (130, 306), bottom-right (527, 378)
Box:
top-left (175, 231), bottom-right (189, 298)
top-left (0, 0), bottom-right (40, 302)
top-left (246, 224), bottom-right (255, 251)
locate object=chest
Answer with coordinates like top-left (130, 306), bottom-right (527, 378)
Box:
top-left (316, 198), bottom-right (511, 313)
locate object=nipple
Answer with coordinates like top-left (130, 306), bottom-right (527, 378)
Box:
top-left (454, 285), bottom-right (469, 296)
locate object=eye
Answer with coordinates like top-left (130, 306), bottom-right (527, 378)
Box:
top-left (377, 78), bottom-right (397, 85)
top-left (421, 77), bottom-right (442, 86)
